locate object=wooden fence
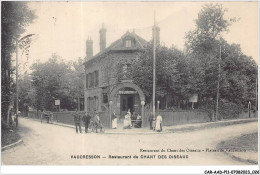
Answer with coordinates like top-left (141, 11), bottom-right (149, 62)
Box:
top-left (143, 110), bottom-right (210, 128)
top-left (27, 109), bottom-right (257, 129)
top-left (27, 110), bottom-right (110, 128)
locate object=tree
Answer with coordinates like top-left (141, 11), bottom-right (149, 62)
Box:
top-left (17, 73), bottom-right (33, 116)
top-left (219, 41), bottom-right (257, 109)
top-left (30, 54), bottom-right (85, 112)
top-left (185, 4), bottom-right (236, 102)
top-left (67, 57), bottom-right (85, 110)
top-left (1, 2), bottom-right (36, 122)
top-left (30, 54), bottom-right (74, 111)
top-left (185, 3), bottom-right (257, 117)
top-left (129, 43), bottom-right (186, 108)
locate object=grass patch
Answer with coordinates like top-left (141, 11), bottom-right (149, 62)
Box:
top-left (1, 128), bottom-right (21, 147)
top-left (218, 133), bottom-right (258, 152)
top-left (217, 132), bottom-right (258, 164)
top-left (167, 119), bottom-right (257, 133)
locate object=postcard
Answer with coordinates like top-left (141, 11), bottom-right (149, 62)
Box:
top-left (1, 1), bottom-right (259, 174)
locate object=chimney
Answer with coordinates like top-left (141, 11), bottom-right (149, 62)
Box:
top-left (99, 23), bottom-right (106, 52)
top-left (152, 25), bottom-right (160, 45)
top-left (86, 37), bottom-right (93, 60)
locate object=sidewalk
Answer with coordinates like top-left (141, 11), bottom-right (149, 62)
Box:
top-left (50, 121), bottom-right (158, 134)
top-left (49, 117), bottom-right (258, 134)
top-left (164, 117), bottom-right (258, 133)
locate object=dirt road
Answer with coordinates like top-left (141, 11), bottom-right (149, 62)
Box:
top-left (1, 117), bottom-right (258, 165)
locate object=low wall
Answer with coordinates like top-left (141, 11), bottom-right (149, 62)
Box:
top-left (53, 111), bottom-right (83, 125)
top-left (238, 111), bottom-right (258, 119)
top-left (27, 111), bottom-right (40, 119)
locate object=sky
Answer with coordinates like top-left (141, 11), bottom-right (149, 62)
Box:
top-left (19, 1), bottom-right (258, 71)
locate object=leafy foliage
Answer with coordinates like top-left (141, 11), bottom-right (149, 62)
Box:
top-left (129, 43), bottom-right (186, 106)
top-left (185, 3), bottom-right (257, 115)
top-left (1, 2), bottom-right (36, 122)
top-left (29, 54), bottom-right (84, 111)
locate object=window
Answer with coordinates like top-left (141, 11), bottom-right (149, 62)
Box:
top-left (87, 97), bottom-right (91, 112)
top-left (90, 73), bottom-right (94, 88)
top-left (94, 96), bottom-right (99, 112)
top-left (103, 93), bottom-right (108, 103)
top-left (94, 96), bottom-right (97, 111)
top-left (125, 40), bottom-right (132, 48)
top-left (86, 74), bottom-right (88, 88)
top-left (88, 73), bottom-right (91, 88)
top-left (95, 71), bottom-right (99, 87)
top-left (89, 97), bottom-right (94, 112)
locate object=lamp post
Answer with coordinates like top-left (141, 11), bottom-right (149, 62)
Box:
top-left (109, 101), bottom-right (113, 128)
top-left (157, 100), bottom-right (160, 110)
top-left (248, 101), bottom-right (251, 118)
top-left (141, 101), bottom-right (145, 128)
top-left (15, 34), bottom-right (36, 127)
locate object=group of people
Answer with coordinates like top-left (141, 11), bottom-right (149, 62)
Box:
top-left (72, 109), bottom-right (163, 132)
top-left (149, 112), bottom-right (163, 132)
top-left (73, 110), bottom-right (103, 134)
top-left (111, 110), bottom-right (142, 129)
top-left (40, 110), bottom-right (52, 124)
top-left (123, 110), bottom-right (142, 129)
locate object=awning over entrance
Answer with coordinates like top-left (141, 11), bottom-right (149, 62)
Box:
top-left (109, 82), bottom-right (145, 102)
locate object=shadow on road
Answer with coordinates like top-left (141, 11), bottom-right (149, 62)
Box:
top-left (17, 118), bottom-right (33, 135)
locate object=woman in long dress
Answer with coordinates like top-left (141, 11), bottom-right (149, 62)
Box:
top-left (127, 109), bottom-right (132, 127)
top-left (112, 112), bottom-right (117, 129)
top-left (155, 115), bottom-right (163, 132)
top-left (123, 112), bottom-right (131, 129)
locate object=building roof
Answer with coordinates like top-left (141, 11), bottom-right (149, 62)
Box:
top-left (83, 31), bottom-right (148, 66)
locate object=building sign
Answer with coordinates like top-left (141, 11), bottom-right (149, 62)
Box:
top-left (118, 91), bottom-right (138, 95)
top-left (55, 100), bottom-right (60, 106)
top-left (189, 94), bottom-right (198, 103)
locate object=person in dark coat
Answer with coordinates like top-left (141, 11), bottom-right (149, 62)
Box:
top-left (82, 112), bottom-right (91, 133)
top-left (73, 110), bottom-right (82, 133)
top-left (148, 112), bottom-right (154, 130)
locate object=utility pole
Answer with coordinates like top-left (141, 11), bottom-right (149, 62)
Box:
top-left (152, 11), bottom-right (156, 118)
top-left (16, 40), bottom-right (19, 127)
top-left (216, 44), bottom-right (221, 121)
top-left (256, 78), bottom-right (258, 111)
top-left (248, 101), bottom-right (251, 118)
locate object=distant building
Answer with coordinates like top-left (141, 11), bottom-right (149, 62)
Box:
top-left (83, 24), bottom-right (160, 119)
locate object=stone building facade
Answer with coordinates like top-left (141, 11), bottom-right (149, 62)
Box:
top-left (83, 24), bottom-right (160, 125)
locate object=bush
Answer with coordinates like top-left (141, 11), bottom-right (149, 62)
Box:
top-left (219, 100), bottom-right (242, 119)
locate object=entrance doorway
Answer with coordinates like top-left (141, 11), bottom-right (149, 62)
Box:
top-left (120, 94), bottom-right (134, 118)
top-left (109, 82), bottom-right (145, 128)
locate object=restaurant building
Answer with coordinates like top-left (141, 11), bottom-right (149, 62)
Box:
top-left (83, 24), bottom-right (160, 122)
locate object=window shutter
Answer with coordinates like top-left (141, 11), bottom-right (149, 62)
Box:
top-left (86, 74), bottom-right (88, 88)
top-left (95, 71), bottom-right (99, 87)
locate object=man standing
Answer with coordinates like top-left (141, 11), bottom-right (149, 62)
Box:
top-left (94, 112), bottom-right (104, 133)
top-left (82, 112), bottom-right (91, 133)
top-left (73, 109), bottom-right (82, 133)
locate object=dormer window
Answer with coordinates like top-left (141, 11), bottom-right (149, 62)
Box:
top-left (125, 40), bottom-right (132, 48)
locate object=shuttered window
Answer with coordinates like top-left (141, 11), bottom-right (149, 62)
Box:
top-left (86, 74), bottom-right (88, 88)
top-left (95, 71), bottom-right (99, 87)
